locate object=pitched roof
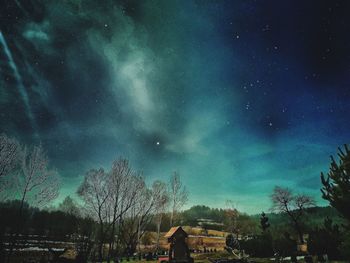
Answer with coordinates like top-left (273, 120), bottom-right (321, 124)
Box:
top-left (164, 226), bottom-right (187, 238)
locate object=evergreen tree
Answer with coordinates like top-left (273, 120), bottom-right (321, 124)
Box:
top-left (321, 144), bottom-right (350, 222)
top-left (260, 212), bottom-right (270, 232)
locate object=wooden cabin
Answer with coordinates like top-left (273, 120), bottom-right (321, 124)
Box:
top-left (164, 227), bottom-right (193, 263)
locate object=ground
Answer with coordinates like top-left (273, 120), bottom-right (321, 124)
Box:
top-left (100, 251), bottom-right (348, 263)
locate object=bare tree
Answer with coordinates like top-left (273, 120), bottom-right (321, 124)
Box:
top-left (224, 200), bottom-right (240, 237)
top-left (0, 134), bottom-right (21, 200)
top-left (6, 144), bottom-right (59, 263)
top-left (106, 158), bottom-right (144, 263)
top-left (153, 180), bottom-right (169, 252)
top-left (0, 134), bottom-right (21, 178)
top-left (169, 172), bottom-right (188, 226)
top-left (1, 138), bottom-right (59, 207)
top-left (119, 182), bottom-right (150, 256)
top-left (119, 179), bottom-right (167, 256)
top-left (78, 158), bottom-right (146, 263)
top-left (17, 145), bottom-right (59, 210)
top-left (77, 168), bottom-right (109, 262)
top-left (270, 186), bottom-right (315, 244)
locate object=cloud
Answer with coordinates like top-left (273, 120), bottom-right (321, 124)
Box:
top-left (1, 0), bottom-right (347, 213)
top-left (23, 20), bottom-right (50, 41)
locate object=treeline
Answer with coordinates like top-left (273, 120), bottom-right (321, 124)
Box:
top-left (0, 199), bottom-right (342, 241)
top-left (0, 200), bottom-right (345, 245)
top-left (181, 204), bottom-right (344, 234)
top-left (180, 205), bottom-right (258, 234)
top-left (0, 197), bottom-right (348, 261)
top-left (0, 201), bottom-right (257, 240)
top-left (0, 199), bottom-right (94, 240)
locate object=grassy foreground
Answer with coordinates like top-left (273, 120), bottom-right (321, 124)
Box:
top-left (101, 251), bottom-right (349, 263)
top-left (101, 260), bottom-right (348, 263)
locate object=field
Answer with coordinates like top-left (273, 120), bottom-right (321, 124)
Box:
top-left (99, 251), bottom-right (349, 263)
top-left (6, 245), bottom-right (348, 263)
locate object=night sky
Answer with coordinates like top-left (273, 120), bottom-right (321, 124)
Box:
top-left (1, 0), bottom-right (350, 213)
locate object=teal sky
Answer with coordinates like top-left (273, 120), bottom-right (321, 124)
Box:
top-left (1, 1), bottom-right (350, 214)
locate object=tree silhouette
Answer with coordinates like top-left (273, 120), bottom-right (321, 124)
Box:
top-left (260, 212), bottom-right (270, 232)
top-left (0, 134), bottom-right (21, 201)
top-left (321, 144), bottom-right (350, 222)
top-left (169, 172), bottom-right (188, 226)
top-left (271, 186), bottom-right (315, 244)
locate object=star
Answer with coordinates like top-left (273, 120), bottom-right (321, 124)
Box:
top-left (156, 141), bottom-right (160, 146)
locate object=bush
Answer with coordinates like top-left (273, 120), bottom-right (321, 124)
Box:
top-left (308, 218), bottom-right (342, 260)
top-left (339, 231), bottom-right (350, 260)
top-left (240, 233), bottom-right (274, 257)
top-left (273, 232), bottom-right (297, 257)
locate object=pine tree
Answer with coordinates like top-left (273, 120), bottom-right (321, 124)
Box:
top-left (260, 212), bottom-right (270, 232)
top-left (321, 144), bottom-right (350, 222)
